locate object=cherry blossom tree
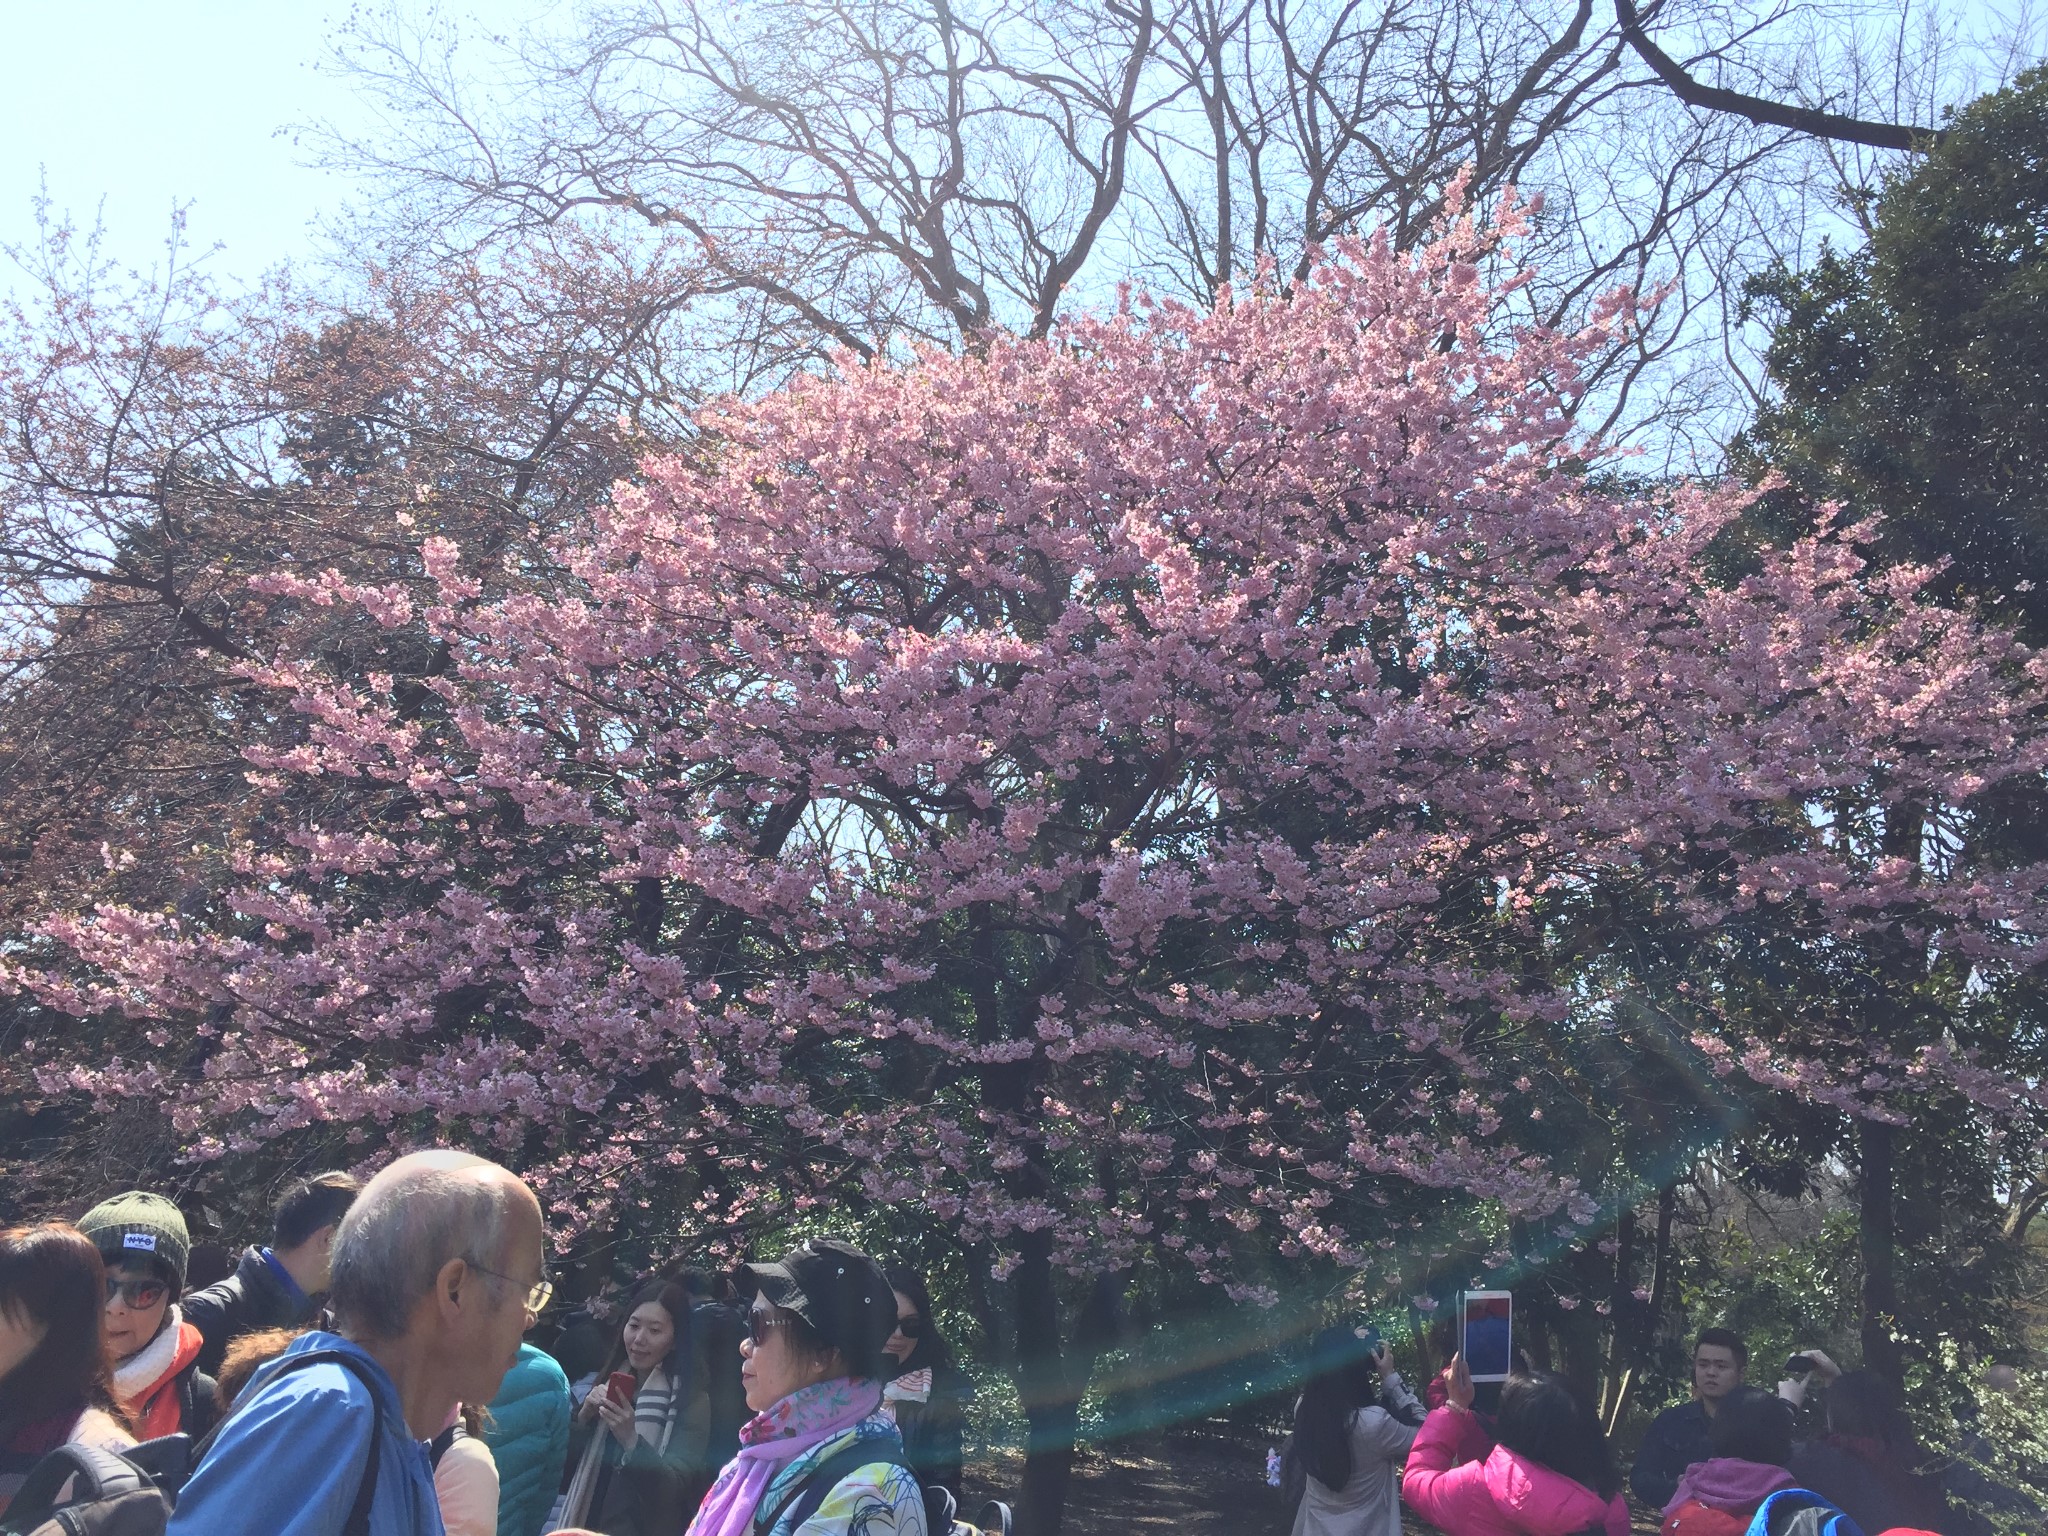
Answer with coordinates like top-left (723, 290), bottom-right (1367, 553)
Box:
top-left (13, 189), bottom-right (2048, 1532)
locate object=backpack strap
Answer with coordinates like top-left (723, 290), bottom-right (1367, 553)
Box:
top-left (428, 1425), bottom-right (460, 1469)
top-left (1, 1443), bottom-right (155, 1525)
top-left (186, 1347), bottom-right (386, 1536)
top-left (752, 1442), bottom-right (915, 1536)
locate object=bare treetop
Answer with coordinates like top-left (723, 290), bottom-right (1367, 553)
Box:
top-left (314, 0), bottom-right (2040, 454)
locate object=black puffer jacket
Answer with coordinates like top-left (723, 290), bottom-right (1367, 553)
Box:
top-left (183, 1246), bottom-right (311, 1376)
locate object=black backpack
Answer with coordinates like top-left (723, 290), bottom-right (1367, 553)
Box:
top-left (0, 1349), bottom-right (385, 1536)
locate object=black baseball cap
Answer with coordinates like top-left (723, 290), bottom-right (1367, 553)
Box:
top-left (740, 1237), bottom-right (896, 1379)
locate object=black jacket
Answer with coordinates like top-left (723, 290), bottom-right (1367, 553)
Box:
top-left (890, 1361), bottom-right (971, 1503)
top-left (1791, 1436), bottom-right (1959, 1535)
top-left (563, 1329), bottom-right (716, 1536)
top-left (1630, 1399), bottom-right (1713, 1509)
top-left (182, 1246), bottom-right (309, 1377)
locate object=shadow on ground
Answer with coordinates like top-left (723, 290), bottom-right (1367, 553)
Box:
top-left (965, 1418), bottom-right (1664, 1535)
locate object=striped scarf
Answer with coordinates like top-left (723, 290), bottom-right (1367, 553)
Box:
top-left (632, 1366), bottom-right (675, 1452)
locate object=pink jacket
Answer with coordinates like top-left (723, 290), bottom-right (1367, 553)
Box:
top-left (1402, 1407), bottom-right (1630, 1536)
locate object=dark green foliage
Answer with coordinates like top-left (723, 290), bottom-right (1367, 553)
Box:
top-left (1733, 65), bottom-right (2048, 641)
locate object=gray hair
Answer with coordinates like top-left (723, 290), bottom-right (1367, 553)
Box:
top-left (328, 1161), bottom-right (518, 1338)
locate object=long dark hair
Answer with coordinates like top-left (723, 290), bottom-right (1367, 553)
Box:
top-left (0, 1224), bottom-right (128, 1437)
top-left (1710, 1386), bottom-right (1794, 1467)
top-left (1826, 1369), bottom-right (1920, 1458)
top-left (1494, 1371), bottom-right (1621, 1500)
top-left (881, 1264), bottom-right (956, 1379)
top-left (1293, 1329), bottom-right (1380, 1491)
top-left (601, 1279), bottom-right (695, 1383)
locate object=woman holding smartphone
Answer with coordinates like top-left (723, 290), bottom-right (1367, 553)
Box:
top-left (554, 1279), bottom-right (711, 1536)
top-left (1290, 1327), bottom-right (1422, 1536)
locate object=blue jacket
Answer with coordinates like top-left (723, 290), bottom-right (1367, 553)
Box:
top-left (482, 1344), bottom-right (571, 1536)
top-left (1631, 1399), bottom-right (1714, 1509)
top-left (168, 1331), bottom-right (445, 1536)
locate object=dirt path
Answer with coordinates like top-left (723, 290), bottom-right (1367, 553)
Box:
top-left (962, 1421), bottom-right (1664, 1535)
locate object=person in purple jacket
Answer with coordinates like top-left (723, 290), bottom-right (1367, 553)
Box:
top-left (170, 1151), bottom-right (548, 1536)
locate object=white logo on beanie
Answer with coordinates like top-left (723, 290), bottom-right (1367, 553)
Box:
top-left (123, 1233), bottom-right (158, 1251)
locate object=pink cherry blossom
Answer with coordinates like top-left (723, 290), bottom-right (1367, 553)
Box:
top-left (9, 190), bottom-right (2047, 1297)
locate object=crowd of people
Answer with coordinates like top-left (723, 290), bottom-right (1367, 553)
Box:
top-left (1283, 1324), bottom-right (2028, 1536)
top-left (0, 1152), bottom-right (979, 1536)
top-left (0, 1151), bottom-right (2034, 1536)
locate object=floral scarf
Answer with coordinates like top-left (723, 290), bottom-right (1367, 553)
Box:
top-left (684, 1377), bottom-right (882, 1536)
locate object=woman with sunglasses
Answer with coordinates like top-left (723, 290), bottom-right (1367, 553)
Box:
top-left (685, 1239), bottom-right (926, 1536)
top-left (76, 1192), bottom-right (219, 1439)
top-left (0, 1224), bottom-right (136, 1517)
top-left (554, 1278), bottom-right (712, 1535)
top-left (879, 1265), bottom-right (971, 1506)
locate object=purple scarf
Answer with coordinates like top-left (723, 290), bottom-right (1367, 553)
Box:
top-left (684, 1377), bottom-right (883, 1536)
top-left (1664, 1457), bottom-right (1797, 1517)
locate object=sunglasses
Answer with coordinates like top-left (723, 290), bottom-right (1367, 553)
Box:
top-left (747, 1310), bottom-right (801, 1346)
top-left (105, 1276), bottom-right (168, 1309)
top-left (891, 1315), bottom-right (923, 1339)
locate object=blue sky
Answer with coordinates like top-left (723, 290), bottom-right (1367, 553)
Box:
top-left (4, 0), bottom-right (2032, 294)
top-left (0, 2), bottom-right (543, 285)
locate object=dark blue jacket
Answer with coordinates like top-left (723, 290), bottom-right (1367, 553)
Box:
top-left (1632, 1399), bottom-right (1714, 1509)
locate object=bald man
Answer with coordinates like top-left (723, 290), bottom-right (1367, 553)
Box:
top-left (171, 1151), bottom-right (549, 1536)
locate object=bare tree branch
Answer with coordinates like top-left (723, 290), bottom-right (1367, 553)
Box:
top-left (1615, 0), bottom-right (1946, 151)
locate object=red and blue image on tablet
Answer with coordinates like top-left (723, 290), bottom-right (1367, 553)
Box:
top-left (1462, 1290), bottom-right (1513, 1383)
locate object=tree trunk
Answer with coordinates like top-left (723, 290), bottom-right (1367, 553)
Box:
top-left (1012, 1232), bottom-right (1081, 1536)
top-left (1608, 1183), bottom-right (1677, 1433)
top-left (1859, 1118), bottom-right (1903, 1387)
top-left (1600, 1208), bottom-right (1639, 1426)
top-left (957, 1237), bottom-right (1010, 1368)
top-left (1647, 1182), bottom-right (1676, 1338)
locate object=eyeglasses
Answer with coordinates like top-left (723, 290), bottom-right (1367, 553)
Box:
top-left (105, 1277), bottom-right (168, 1310)
top-left (891, 1315), bottom-right (923, 1339)
top-left (472, 1264), bottom-right (554, 1316)
top-left (747, 1310), bottom-right (801, 1346)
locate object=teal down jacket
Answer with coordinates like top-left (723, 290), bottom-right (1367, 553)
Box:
top-left (484, 1344), bottom-right (573, 1536)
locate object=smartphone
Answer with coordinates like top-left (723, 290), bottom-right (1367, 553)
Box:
top-left (1785, 1354), bottom-right (1817, 1377)
top-left (606, 1370), bottom-right (639, 1407)
top-left (1354, 1323), bottom-right (1383, 1357)
top-left (1462, 1291), bottom-right (1513, 1383)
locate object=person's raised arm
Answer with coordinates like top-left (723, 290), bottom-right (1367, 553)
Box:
top-left (1373, 1344), bottom-right (1427, 1429)
top-left (1402, 1354), bottom-right (1491, 1529)
top-left (1777, 1348), bottom-right (1842, 1407)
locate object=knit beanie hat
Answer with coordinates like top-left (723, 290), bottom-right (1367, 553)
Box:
top-left (78, 1191), bottom-right (191, 1295)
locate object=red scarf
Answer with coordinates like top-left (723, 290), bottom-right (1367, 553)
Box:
top-left (120, 1321), bottom-right (204, 1439)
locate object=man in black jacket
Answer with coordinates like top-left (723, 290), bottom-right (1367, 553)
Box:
top-left (185, 1170), bottom-right (361, 1374)
top-left (1630, 1327), bottom-right (1750, 1509)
